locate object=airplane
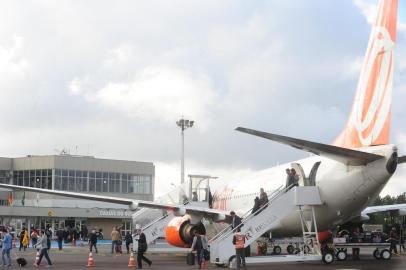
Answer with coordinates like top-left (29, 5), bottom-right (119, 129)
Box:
top-left (0, 0), bottom-right (403, 249)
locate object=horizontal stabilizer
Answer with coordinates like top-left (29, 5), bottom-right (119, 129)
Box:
top-left (236, 127), bottom-right (385, 166)
top-left (398, 156), bottom-right (406, 164)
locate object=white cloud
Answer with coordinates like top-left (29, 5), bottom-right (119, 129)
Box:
top-left (353, 0), bottom-right (378, 25)
top-left (0, 35), bottom-right (27, 78)
top-left (70, 66), bottom-right (217, 127)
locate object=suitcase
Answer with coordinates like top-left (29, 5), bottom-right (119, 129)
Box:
top-left (186, 252), bottom-right (195, 265)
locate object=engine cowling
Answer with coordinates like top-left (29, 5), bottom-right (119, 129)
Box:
top-left (165, 215), bottom-right (206, 248)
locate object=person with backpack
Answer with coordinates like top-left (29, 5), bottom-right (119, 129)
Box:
top-left (190, 231), bottom-right (208, 269)
top-left (135, 225), bottom-right (151, 268)
top-left (88, 229), bottom-right (98, 254)
top-left (124, 231), bottom-right (133, 254)
top-left (45, 225), bottom-right (52, 250)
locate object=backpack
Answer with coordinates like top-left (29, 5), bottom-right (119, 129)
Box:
top-left (16, 258), bottom-right (27, 267)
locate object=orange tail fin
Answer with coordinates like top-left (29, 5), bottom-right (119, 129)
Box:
top-left (334, 0), bottom-right (398, 148)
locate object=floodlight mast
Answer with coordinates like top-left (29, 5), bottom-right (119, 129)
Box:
top-left (176, 118), bottom-right (194, 184)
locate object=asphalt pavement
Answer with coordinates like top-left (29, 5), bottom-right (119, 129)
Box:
top-left (5, 245), bottom-right (405, 270)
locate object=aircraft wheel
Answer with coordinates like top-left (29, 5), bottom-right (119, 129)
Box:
top-left (273, 245), bottom-right (282, 255)
top-left (373, 249), bottom-right (381, 260)
top-left (380, 249), bottom-right (391, 260)
top-left (336, 250), bottom-right (347, 261)
top-left (287, 245), bottom-right (295, 254)
top-left (322, 252), bottom-right (334, 264)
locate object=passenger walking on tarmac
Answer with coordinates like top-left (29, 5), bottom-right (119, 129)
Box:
top-left (135, 225), bottom-right (152, 268)
top-left (31, 229), bottom-right (38, 248)
top-left (232, 227), bottom-right (246, 270)
top-left (19, 227), bottom-right (27, 251)
top-left (2, 228), bottom-right (12, 267)
top-left (230, 211), bottom-right (242, 232)
top-left (56, 228), bottom-right (64, 250)
top-left (251, 197), bottom-right (260, 215)
top-left (111, 227), bottom-right (121, 254)
top-left (21, 227), bottom-right (29, 251)
top-left (33, 230), bottom-right (53, 267)
top-left (259, 188), bottom-right (268, 207)
top-left (190, 231), bottom-right (208, 269)
top-left (89, 229), bottom-right (98, 254)
top-left (389, 227), bottom-right (399, 255)
top-left (124, 231), bottom-right (133, 254)
top-left (45, 225), bottom-right (52, 250)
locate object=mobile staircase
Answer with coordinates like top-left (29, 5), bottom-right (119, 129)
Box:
top-left (209, 185), bottom-right (330, 267)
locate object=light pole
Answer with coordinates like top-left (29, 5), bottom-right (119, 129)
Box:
top-left (176, 118), bottom-right (194, 184)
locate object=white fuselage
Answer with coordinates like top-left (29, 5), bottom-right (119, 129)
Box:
top-left (210, 144), bottom-right (395, 235)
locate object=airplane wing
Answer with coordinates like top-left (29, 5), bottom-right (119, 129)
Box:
top-left (235, 127), bottom-right (385, 166)
top-left (0, 184), bottom-right (230, 222)
top-left (362, 204), bottom-right (406, 216)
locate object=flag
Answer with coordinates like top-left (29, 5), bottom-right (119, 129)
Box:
top-left (21, 191), bottom-right (25, 206)
top-left (7, 192), bottom-right (13, 206)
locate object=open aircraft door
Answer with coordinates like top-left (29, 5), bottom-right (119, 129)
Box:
top-left (291, 162), bottom-right (321, 186)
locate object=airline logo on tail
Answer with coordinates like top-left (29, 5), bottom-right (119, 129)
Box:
top-left (334, 0), bottom-right (398, 149)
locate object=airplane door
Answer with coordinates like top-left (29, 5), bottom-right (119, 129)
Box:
top-left (308, 162), bottom-right (321, 186)
top-left (291, 162), bottom-right (321, 186)
top-left (291, 163), bottom-right (305, 186)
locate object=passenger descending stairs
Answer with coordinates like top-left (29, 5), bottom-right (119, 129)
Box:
top-left (209, 186), bottom-right (323, 266)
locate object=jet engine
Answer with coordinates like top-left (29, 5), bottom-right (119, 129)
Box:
top-left (165, 215), bottom-right (206, 248)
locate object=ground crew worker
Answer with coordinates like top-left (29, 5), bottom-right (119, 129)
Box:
top-left (232, 227), bottom-right (246, 270)
top-left (389, 227), bottom-right (399, 255)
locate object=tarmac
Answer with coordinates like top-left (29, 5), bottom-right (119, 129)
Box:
top-left (6, 244), bottom-right (405, 270)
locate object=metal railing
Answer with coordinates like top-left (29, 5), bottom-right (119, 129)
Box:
top-left (209, 184), bottom-right (293, 244)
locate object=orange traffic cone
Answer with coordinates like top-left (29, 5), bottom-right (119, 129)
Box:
top-left (87, 252), bottom-right (96, 267)
top-left (128, 252), bottom-right (136, 268)
top-left (202, 258), bottom-right (206, 269)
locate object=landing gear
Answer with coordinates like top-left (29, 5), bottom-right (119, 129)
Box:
top-left (273, 246), bottom-right (282, 255)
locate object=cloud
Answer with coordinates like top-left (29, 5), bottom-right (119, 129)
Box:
top-left (70, 66), bottom-right (217, 127)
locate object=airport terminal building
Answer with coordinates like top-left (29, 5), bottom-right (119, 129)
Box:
top-left (0, 154), bottom-right (155, 238)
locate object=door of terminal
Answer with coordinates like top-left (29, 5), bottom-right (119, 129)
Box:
top-left (65, 219), bottom-right (75, 228)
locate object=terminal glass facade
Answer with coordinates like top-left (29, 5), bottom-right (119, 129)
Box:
top-left (9, 169), bottom-right (152, 195)
top-left (12, 170), bottom-right (52, 189)
top-left (54, 169), bottom-right (152, 194)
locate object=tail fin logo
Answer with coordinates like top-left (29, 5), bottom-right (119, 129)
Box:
top-left (334, 0), bottom-right (398, 149)
top-left (353, 26), bottom-right (394, 146)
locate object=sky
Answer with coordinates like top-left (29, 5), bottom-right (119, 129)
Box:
top-left (0, 0), bottom-right (405, 197)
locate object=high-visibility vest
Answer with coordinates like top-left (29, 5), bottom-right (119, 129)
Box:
top-left (234, 233), bottom-right (245, 249)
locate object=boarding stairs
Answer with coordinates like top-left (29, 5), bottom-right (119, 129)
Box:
top-left (141, 212), bottom-right (175, 245)
top-left (209, 185), bottom-right (323, 266)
